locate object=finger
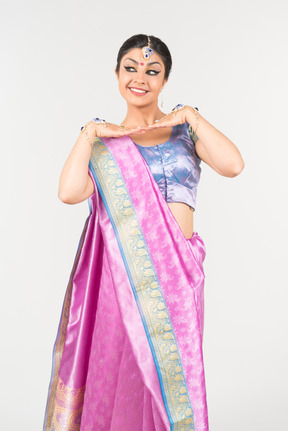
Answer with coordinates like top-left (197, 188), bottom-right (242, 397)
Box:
top-left (125, 131), bottom-right (146, 137)
top-left (147, 121), bottom-right (173, 129)
top-left (115, 128), bottom-right (146, 136)
top-left (125, 128), bottom-right (147, 134)
top-left (113, 130), bottom-right (146, 138)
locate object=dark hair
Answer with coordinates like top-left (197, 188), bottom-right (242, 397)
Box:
top-left (116, 34), bottom-right (172, 81)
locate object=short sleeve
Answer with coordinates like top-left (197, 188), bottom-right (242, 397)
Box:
top-left (188, 123), bottom-right (199, 145)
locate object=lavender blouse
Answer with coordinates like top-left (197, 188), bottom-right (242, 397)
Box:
top-left (134, 122), bottom-right (201, 211)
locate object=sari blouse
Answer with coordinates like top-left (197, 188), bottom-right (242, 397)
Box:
top-left (134, 122), bottom-right (201, 211)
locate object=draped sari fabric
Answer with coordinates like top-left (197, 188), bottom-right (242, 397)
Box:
top-left (43, 135), bottom-right (209, 431)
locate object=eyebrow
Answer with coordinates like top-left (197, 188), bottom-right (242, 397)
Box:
top-left (123, 58), bottom-right (162, 67)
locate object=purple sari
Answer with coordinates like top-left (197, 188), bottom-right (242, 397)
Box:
top-left (43, 135), bottom-right (209, 431)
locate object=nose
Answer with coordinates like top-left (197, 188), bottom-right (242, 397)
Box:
top-left (132, 69), bottom-right (146, 85)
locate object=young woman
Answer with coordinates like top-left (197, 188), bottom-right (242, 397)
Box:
top-left (43, 34), bottom-right (244, 431)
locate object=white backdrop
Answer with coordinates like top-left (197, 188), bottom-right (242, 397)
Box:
top-left (1, 0), bottom-right (287, 430)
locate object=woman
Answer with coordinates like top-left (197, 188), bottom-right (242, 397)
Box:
top-left (43, 34), bottom-right (244, 431)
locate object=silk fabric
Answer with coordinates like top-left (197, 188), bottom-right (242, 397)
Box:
top-left (43, 135), bottom-right (209, 431)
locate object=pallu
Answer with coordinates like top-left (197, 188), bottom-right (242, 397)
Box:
top-left (43, 135), bottom-right (209, 431)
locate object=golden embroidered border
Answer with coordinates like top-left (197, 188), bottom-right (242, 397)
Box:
top-left (90, 139), bottom-right (195, 431)
top-left (51, 378), bottom-right (85, 431)
top-left (44, 216), bottom-right (90, 430)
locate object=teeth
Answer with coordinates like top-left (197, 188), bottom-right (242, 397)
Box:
top-left (130, 88), bottom-right (147, 93)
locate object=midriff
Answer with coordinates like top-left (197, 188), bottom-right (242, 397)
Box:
top-left (167, 202), bottom-right (194, 239)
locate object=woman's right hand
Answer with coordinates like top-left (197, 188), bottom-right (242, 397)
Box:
top-left (58, 121), bottom-right (147, 204)
top-left (84, 121), bottom-right (148, 140)
top-left (59, 121), bottom-right (148, 205)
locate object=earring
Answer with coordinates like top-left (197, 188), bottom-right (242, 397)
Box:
top-left (160, 89), bottom-right (164, 108)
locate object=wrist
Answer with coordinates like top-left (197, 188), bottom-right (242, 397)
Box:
top-left (80, 124), bottom-right (97, 147)
top-left (86, 123), bottom-right (98, 138)
top-left (185, 106), bottom-right (196, 125)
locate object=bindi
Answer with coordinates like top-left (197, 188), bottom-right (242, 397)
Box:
top-left (140, 62), bottom-right (144, 66)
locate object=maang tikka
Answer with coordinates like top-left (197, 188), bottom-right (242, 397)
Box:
top-left (141, 35), bottom-right (154, 62)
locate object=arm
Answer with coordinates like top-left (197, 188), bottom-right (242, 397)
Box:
top-left (58, 122), bottom-right (148, 204)
top-left (185, 107), bottom-right (245, 177)
top-left (58, 124), bottom-right (96, 204)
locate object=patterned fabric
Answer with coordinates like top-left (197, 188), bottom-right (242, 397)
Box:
top-left (43, 135), bottom-right (208, 431)
top-left (134, 122), bottom-right (201, 210)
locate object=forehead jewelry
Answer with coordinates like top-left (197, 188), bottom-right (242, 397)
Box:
top-left (141, 36), bottom-right (154, 62)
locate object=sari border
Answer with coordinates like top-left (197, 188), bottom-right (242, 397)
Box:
top-left (43, 215), bottom-right (90, 431)
top-left (89, 138), bottom-right (196, 431)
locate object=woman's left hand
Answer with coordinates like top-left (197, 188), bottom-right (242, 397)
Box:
top-left (147, 105), bottom-right (193, 130)
top-left (148, 104), bottom-right (245, 178)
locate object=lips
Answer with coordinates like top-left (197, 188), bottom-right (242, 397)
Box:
top-left (128, 87), bottom-right (149, 96)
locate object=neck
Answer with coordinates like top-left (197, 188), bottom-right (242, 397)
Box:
top-left (122, 102), bottom-right (166, 128)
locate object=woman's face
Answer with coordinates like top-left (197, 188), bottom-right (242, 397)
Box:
top-left (116, 47), bottom-right (167, 108)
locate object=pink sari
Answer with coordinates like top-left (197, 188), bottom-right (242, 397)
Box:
top-left (43, 135), bottom-right (209, 431)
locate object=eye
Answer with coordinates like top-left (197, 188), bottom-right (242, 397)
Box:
top-left (124, 66), bottom-right (136, 72)
top-left (146, 70), bottom-right (160, 76)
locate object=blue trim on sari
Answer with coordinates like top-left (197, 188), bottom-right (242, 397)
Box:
top-left (88, 138), bottom-right (196, 431)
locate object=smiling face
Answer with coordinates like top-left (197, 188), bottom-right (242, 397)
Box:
top-left (115, 48), bottom-right (167, 108)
